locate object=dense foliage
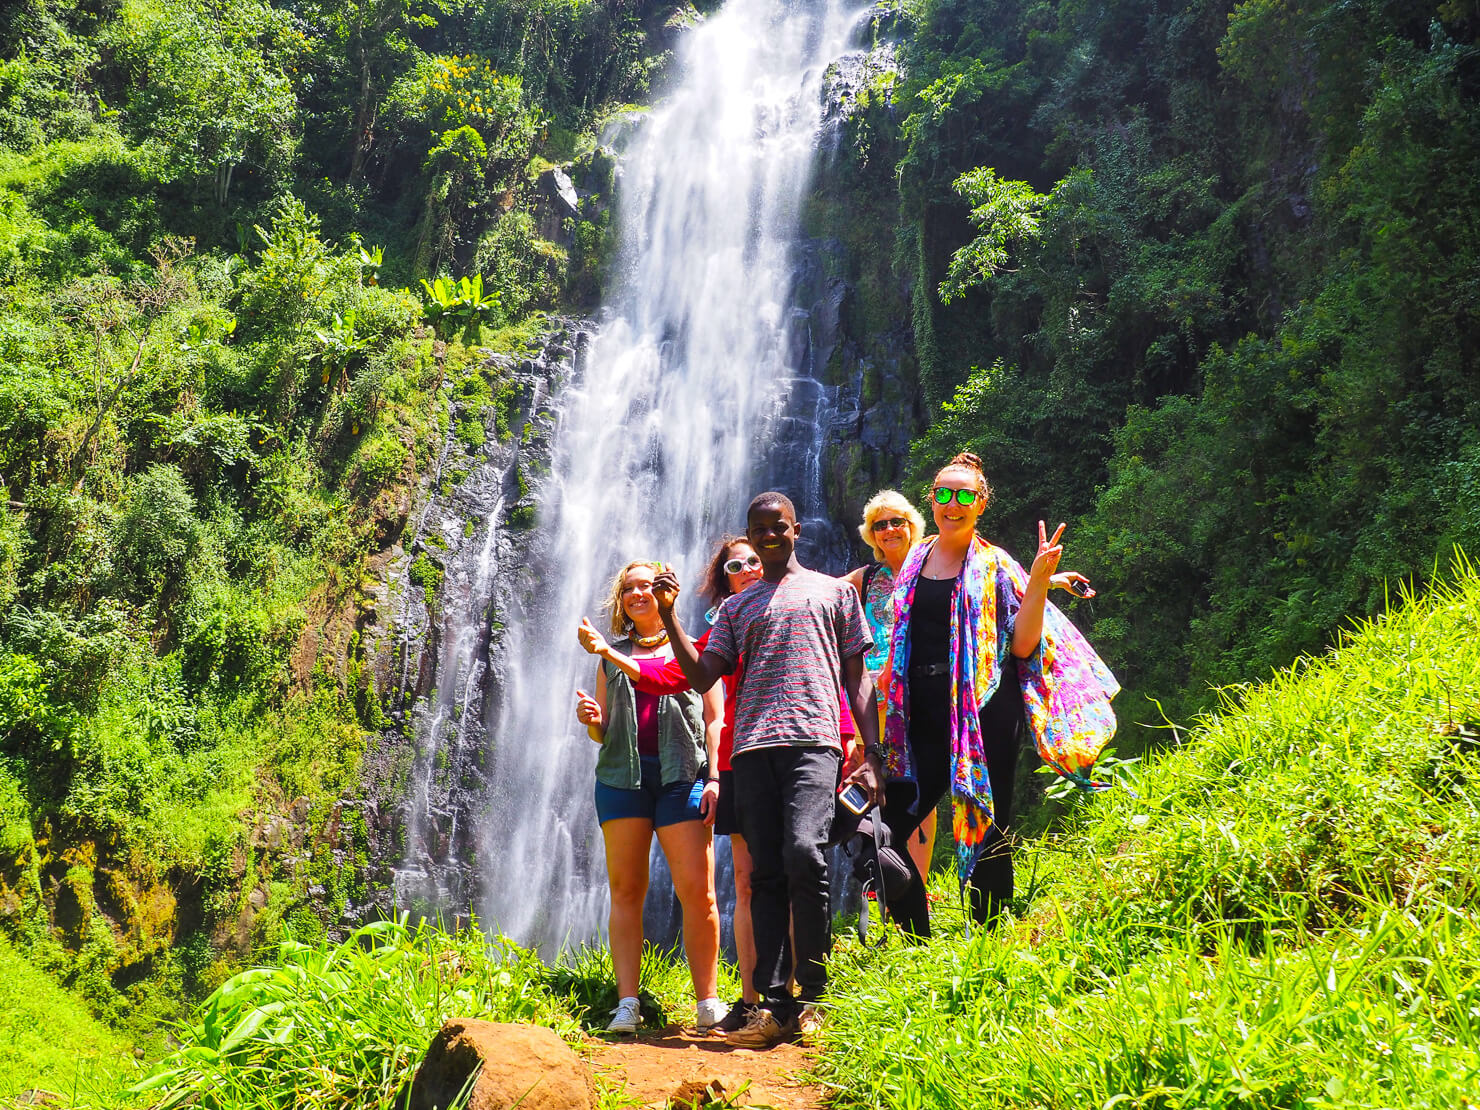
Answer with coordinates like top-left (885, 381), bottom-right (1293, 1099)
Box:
top-left (821, 558), bottom-right (1480, 1107)
top-left (881, 0), bottom-right (1480, 723)
top-left (125, 919), bottom-right (736, 1110)
top-left (0, 0), bottom-right (673, 1048)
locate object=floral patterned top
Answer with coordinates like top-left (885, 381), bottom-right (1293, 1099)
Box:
top-left (861, 562), bottom-right (897, 680)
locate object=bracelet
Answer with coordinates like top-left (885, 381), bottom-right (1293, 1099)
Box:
top-left (705, 776), bottom-right (720, 785)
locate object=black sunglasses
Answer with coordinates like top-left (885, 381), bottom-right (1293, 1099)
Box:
top-left (870, 517), bottom-right (908, 533)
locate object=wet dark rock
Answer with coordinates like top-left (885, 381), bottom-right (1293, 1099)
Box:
top-left (345, 321), bottom-right (587, 930)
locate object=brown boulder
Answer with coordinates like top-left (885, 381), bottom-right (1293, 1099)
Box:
top-left (408, 1019), bottom-right (593, 1110)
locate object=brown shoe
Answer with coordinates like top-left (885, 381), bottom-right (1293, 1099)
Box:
top-left (714, 999), bottom-right (759, 1034)
top-left (723, 1006), bottom-right (793, 1049)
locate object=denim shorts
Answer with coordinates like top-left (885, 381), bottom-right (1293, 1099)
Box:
top-left (594, 756), bottom-right (705, 828)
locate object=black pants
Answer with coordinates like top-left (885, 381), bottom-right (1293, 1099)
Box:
top-left (732, 745), bottom-right (840, 1016)
top-left (881, 669), bottom-right (1023, 936)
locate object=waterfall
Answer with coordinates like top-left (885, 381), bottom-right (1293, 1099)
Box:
top-left (471, 0), bottom-right (864, 954)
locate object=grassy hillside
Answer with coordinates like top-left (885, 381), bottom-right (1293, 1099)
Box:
top-left (820, 552), bottom-right (1480, 1107)
top-left (0, 936), bottom-right (135, 1102)
top-left (74, 555), bottom-right (1480, 1110)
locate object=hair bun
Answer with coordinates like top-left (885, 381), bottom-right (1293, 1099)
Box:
top-left (948, 451), bottom-right (985, 473)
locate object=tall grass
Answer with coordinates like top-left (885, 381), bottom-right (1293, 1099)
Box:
top-left (121, 918), bottom-right (735, 1110)
top-left (0, 936), bottom-right (135, 1102)
top-left (819, 560), bottom-right (1480, 1108)
top-left (127, 919), bottom-right (578, 1110)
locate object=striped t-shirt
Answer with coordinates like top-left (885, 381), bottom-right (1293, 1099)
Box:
top-left (705, 568), bottom-right (871, 756)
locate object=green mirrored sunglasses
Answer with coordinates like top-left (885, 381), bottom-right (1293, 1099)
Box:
top-left (932, 486), bottom-right (979, 507)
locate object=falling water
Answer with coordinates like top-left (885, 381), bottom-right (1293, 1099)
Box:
top-left (474, 0), bottom-right (864, 953)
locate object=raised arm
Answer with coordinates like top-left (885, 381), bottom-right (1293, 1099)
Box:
top-left (577, 617), bottom-right (642, 682)
top-left (1012, 520), bottom-right (1062, 659)
top-left (653, 569), bottom-right (730, 694)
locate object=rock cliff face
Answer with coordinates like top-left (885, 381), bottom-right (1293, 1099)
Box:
top-left (331, 320), bottom-right (589, 928)
top-left (807, 14), bottom-right (922, 527)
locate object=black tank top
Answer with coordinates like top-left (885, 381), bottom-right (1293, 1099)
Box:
top-left (908, 574), bottom-right (956, 670)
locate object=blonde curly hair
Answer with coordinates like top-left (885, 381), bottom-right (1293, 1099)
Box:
top-left (602, 561), bottom-right (668, 638)
top-left (857, 490), bottom-right (926, 562)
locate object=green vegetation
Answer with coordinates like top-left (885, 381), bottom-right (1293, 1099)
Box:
top-left (131, 919), bottom-right (577, 1110)
top-left (0, 935), bottom-right (135, 1102)
top-left (879, 0), bottom-right (1480, 725)
top-left (126, 919), bottom-right (738, 1110)
top-left (0, 0), bottom-right (678, 1064)
top-left (5, 0), bottom-right (1479, 1097)
top-left (819, 556), bottom-right (1480, 1107)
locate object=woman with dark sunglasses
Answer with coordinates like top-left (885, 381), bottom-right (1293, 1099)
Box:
top-left (842, 491), bottom-right (933, 875)
top-left (876, 452), bottom-right (1119, 935)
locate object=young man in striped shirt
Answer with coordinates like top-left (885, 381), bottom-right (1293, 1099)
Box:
top-left (654, 491), bottom-right (882, 1047)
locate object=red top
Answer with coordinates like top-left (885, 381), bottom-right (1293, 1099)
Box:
top-left (633, 630), bottom-right (857, 772)
top-left (634, 689), bottom-right (660, 757)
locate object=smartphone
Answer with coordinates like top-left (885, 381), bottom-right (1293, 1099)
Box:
top-left (1068, 579), bottom-right (1095, 598)
top-left (838, 782), bottom-right (869, 815)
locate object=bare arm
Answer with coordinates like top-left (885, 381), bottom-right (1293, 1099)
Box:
top-left (577, 617), bottom-right (642, 682)
top-left (698, 684), bottom-right (723, 825)
top-left (843, 565), bottom-right (866, 597)
top-left (653, 570), bottom-right (730, 693)
top-left (1012, 521), bottom-right (1063, 659)
top-left (574, 662), bottom-right (608, 744)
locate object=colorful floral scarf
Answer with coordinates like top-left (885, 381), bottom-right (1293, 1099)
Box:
top-left (881, 535), bottom-right (1120, 884)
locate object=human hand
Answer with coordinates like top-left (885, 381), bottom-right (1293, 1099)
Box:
top-left (699, 779), bottom-right (719, 827)
top-left (652, 569), bottom-right (681, 615)
top-left (842, 750), bottom-right (884, 809)
top-left (574, 688), bottom-right (603, 729)
top-left (1029, 520), bottom-right (1066, 585)
top-left (577, 617), bottom-right (608, 656)
top-left (1050, 571), bottom-right (1094, 598)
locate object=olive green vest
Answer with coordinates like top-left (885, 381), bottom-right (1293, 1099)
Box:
top-left (593, 642), bottom-right (706, 789)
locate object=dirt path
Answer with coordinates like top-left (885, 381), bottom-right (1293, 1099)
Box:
top-left (586, 1025), bottom-right (827, 1109)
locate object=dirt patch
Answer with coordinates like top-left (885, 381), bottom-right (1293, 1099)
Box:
top-left (587, 1026), bottom-right (825, 1109)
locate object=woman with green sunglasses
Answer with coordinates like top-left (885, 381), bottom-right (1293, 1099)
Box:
top-left (873, 452), bottom-right (1119, 935)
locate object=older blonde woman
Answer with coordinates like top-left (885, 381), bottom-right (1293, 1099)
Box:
top-left (842, 490), bottom-right (931, 874)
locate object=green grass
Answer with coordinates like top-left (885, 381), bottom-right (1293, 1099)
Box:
top-left (0, 937), bottom-right (137, 1103)
top-left (119, 919), bottom-right (731, 1110)
top-left (546, 940), bottom-right (743, 1034)
top-left (817, 559), bottom-right (1480, 1108)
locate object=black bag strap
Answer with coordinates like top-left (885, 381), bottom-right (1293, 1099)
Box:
top-left (855, 804), bottom-right (890, 945)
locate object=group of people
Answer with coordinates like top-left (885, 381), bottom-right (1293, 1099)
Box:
top-left (571, 452), bottom-right (1120, 1049)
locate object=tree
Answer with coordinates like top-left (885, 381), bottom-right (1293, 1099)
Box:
top-left (110, 0), bottom-right (300, 205)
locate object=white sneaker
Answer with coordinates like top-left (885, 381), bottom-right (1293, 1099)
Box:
top-left (695, 996), bottom-right (726, 1032)
top-left (606, 996), bottom-right (641, 1033)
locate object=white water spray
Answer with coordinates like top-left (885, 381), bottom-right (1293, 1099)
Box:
top-left (479, 0), bottom-right (863, 953)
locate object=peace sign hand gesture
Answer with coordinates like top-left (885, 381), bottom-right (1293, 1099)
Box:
top-left (1029, 520), bottom-right (1066, 585)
